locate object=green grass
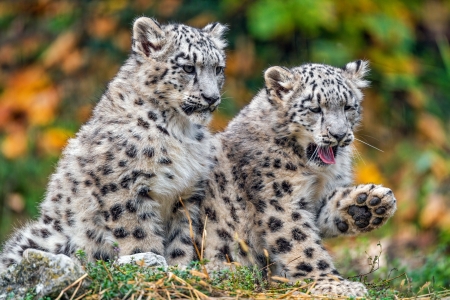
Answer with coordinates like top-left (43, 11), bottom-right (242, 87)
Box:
top-left (40, 246), bottom-right (449, 300)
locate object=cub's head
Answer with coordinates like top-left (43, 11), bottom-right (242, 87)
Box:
top-left (264, 61), bottom-right (369, 166)
top-left (131, 17), bottom-right (227, 124)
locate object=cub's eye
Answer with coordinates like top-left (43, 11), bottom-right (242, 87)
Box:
top-left (183, 65), bottom-right (195, 74)
top-left (309, 107), bottom-right (321, 113)
top-left (215, 66), bottom-right (224, 75)
top-left (344, 105), bottom-right (353, 111)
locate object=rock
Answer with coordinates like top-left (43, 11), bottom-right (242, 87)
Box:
top-left (117, 252), bottom-right (168, 270)
top-left (0, 249), bottom-right (87, 300)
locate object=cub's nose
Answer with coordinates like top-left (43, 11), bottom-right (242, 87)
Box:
top-left (202, 93), bottom-right (220, 105)
top-left (329, 131), bottom-right (346, 143)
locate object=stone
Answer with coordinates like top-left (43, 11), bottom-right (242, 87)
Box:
top-left (117, 252), bottom-right (168, 270)
top-left (0, 249), bottom-right (87, 300)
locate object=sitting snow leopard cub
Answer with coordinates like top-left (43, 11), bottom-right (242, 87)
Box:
top-left (200, 60), bottom-right (396, 296)
top-left (0, 17), bottom-right (227, 270)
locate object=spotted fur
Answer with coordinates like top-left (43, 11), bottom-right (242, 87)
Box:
top-left (0, 17), bottom-right (227, 269)
top-left (200, 61), bottom-right (396, 297)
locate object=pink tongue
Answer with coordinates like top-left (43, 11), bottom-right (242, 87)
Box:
top-left (318, 147), bottom-right (335, 164)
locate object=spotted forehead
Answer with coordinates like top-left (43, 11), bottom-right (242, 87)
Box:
top-left (295, 64), bottom-right (354, 103)
top-left (169, 24), bottom-right (224, 65)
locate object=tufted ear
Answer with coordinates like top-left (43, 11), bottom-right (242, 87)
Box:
top-left (343, 60), bottom-right (370, 88)
top-left (132, 17), bottom-right (166, 57)
top-left (264, 66), bottom-right (296, 98)
top-left (202, 22), bottom-right (228, 50)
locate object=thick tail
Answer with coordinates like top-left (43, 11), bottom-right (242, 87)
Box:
top-left (0, 220), bottom-right (73, 270)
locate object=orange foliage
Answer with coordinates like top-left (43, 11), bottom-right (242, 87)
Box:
top-left (1, 130), bottom-right (27, 159)
top-left (354, 162), bottom-right (386, 185)
top-left (38, 128), bottom-right (73, 156)
top-left (0, 67), bottom-right (60, 129)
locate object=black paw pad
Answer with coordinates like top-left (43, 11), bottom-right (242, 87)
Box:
top-left (372, 217), bottom-right (383, 225)
top-left (356, 193), bottom-right (367, 204)
top-left (375, 207), bottom-right (386, 215)
top-left (369, 197), bottom-right (381, 206)
top-left (337, 221), bottom-right (349, 233)
top-left (348, 205), bottom-right (371, 228)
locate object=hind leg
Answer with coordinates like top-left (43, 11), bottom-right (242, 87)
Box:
top-left (165, 197), bottom-right (202, 266)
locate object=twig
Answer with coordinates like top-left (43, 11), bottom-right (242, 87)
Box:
top-left (101, 259), bottom-right (114, 281)
top-left (178, 197), bottom-right (202, 262)
top-left (69, 276), bottom-right (83, 300)
top-left (55, 273), bottom-right (88, 300)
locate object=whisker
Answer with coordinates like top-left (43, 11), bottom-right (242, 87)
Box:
top-left (354, 138), bottom-right (384, 152)
top-left (352, 145), bottom-right (365, 165)
top-left (356, 134), bottom-right (381, 142)
top-left (307, 145), bottom-right (319, 164)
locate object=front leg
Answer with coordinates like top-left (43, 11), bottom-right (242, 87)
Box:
top-left (263, 208), bottom-right (367, 297)
top-left (316, 184), bottom-right (397, 238)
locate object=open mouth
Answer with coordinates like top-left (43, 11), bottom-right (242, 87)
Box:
top-left (307, 143), bottom-right (338, 165)
top-left (181, 103), bottom-right (216, 115)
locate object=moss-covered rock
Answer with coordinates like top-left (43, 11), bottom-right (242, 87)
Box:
top-left (0, 249), bottom-right (86, 299)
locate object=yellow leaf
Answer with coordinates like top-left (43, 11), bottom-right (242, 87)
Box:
top-left (1, 131), bottom-right (27, 159)
top-left (38, 128), bottom-right (72, 156)
top-left (354, 162), bottom-right (386, 184)
top-left (27, 87), bottom-right (59, 126)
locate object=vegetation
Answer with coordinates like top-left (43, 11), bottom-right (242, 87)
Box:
top-left (16, 250), bottom-right (450, 299)
top-left (0, 0), bottom-right (449, 297)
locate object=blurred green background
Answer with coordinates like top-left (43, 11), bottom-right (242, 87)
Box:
top-left (0, 0), bottom-right (449, 289)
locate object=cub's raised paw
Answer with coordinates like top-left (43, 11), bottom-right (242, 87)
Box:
top-left (337, 184), bottom-right (397, 234)
top-left (311, 279), bottom-right (367, 297)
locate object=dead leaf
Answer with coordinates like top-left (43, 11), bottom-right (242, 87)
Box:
top-left (417, 113), bottom-right (447, 147)
top-left (62, 49), bottom-right (84, 74)
top-left (7, 193), bottom-right (25, 213)
top-left (43, 32), bottom-right (78, 68)
top-left (88, 17), bottom-right (118, 39)
top-left (420, 194), bottom-right (447, 228)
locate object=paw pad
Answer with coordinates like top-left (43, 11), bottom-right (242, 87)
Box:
top-left (348, 205), bottom-right (371, 228)
top-left (372, 217), bottom-right (383, 225)
top-left (356, 193), bottom-right (367, 204)
top-left (375, 207), bottom-right (386, 215)
top-left (343, 186), bottom-right (396, 233)
top-left (369, 197), bottom-right (381, 206)
top-left (337, 221), bottom-right (349, 233)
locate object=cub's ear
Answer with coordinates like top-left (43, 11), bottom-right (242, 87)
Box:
top-left (132, 17), bottom-right (166, 57)
top-left (264, 66), bottom-right (296, 98)
top-left (343, 60), bottom-right (370, 88)
top-left (202, 22), bottom-right (228, 50)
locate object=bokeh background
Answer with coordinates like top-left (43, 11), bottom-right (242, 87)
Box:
top-left (0, 0), bottom-right (449, 290)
